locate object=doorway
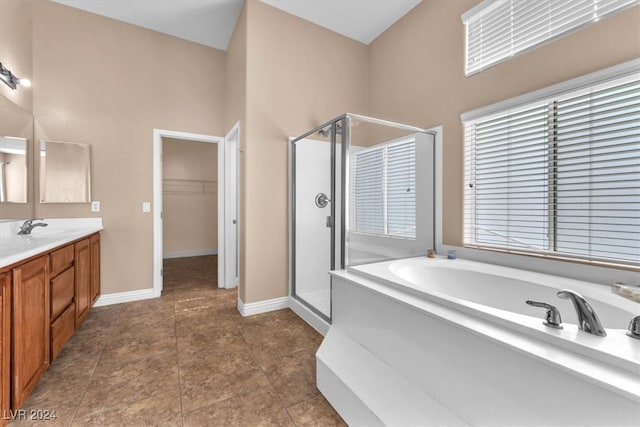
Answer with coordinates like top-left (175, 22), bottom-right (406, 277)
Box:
top-left (162, 137), bottom-right (218, 271)
top-left (153, 127), bottom-right (238, 297)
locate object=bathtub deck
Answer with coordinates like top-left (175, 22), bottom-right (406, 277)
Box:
top-left (317, 327), bottom-right (469, 427)
top-left (321, 267), bottom-right (640, 426)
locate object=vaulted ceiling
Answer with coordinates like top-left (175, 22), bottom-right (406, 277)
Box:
top-left (51, 0), bottom-right (422, 50)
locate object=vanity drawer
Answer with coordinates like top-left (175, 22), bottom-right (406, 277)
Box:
top-left (50, 245), bottom-right (74, 278)
top-left (50, 303), bottom-right (75, 362)
top-left (50, 267), bottom-right (74, 320)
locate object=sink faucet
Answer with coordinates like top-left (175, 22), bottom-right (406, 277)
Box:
top-left (557, 289), bottom-right (606, 337)
top-left (17, 219), bottom-right (48, 235)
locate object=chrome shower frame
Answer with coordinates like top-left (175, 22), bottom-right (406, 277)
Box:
top-left (288, 113), bottom-right (435, 328)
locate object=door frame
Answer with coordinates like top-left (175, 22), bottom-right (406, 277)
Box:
top-left (224, 122), bottom-right (240, 288)
top-left (153, 129), bottom-right (224, 297)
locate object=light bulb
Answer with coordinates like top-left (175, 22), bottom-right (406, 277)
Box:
top-left (19, 78), bottom-right (31, 87)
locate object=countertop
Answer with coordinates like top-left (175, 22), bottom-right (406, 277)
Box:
top-left (0, 218), bottom-right (103, 270)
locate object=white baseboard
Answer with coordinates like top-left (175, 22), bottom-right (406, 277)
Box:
top-left (163, 249), bottom-right (218, 259)
top-left (237, 296), bottom-right (289, 316)
top-left (93, 288), bottom-right (156, 307)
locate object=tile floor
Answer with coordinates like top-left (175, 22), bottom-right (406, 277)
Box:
top-left (11, 256), bottom-right (345, 426)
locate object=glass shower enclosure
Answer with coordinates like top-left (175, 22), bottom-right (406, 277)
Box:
top-left (289, 113), bottom-right (437, 324)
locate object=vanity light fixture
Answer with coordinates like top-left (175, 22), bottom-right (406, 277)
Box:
top-left (0, 62), bottom-right (30, 90)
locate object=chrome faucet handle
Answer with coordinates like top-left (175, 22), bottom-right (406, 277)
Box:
top-left (17, 218), bottom-right (48, 235)
top-left (22, 218), bottom-right (43, 226)
top-left (627, 315), bottom-right (640, 339)
top-left (526, 300), bottom-right (563, 329)
top-left (557, 289), bottom-right (607, 337)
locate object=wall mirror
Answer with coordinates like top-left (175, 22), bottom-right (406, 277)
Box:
top-left (39, 140), bottom-right (91, 203)
top-left (0, 136), bottom-right (27, 202)
top-left (0, 94), bottom-right (32, 207)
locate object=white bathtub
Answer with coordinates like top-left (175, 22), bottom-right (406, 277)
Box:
top-left (317, 256), bottom-right (640, 426)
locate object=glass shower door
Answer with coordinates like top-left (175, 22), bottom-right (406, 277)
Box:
top-left (292, 123), bottom-right (339, 321)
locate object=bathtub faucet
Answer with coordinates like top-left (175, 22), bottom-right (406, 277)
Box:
top-left (557, 289), bottom-right (606, 337)
top-left (17, 219), bottom-right (48, 235)
top-left (526, 300), bottom-right (563, 329)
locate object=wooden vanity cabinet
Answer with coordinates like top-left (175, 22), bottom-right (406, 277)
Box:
top-left (49, 245), bottom-right (76, 362)
top-left (3, 232), bottom-right (100, 411)
top-left (11, 255), bottom-right (50, 411)
top-left (0, 273), bottom-right (11, 426)
top-left (90, 234), bottom-right (101, 304)
top-left (75, 238), bottom-right (91, 325)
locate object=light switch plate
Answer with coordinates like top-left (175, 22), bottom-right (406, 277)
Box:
top-left (143, 202), bottom-right (151, 213)
top-left (91, 201), bottom-right (100, 212)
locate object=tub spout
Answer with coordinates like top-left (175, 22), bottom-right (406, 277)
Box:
top-left (557, 289), bottom-right (606, 337)
top-left (627, 315), bottom-right (640, 339)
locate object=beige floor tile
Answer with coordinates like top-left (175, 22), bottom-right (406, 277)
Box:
top-left (179, 351), bottom-right (271, 413)
top-left (240, 317), bottom-right (322, 362)
top-left (174, 292), bottom-right (239, 317)
top-left (75, 352), bottom-right (179, 419)
top-left (71, 388), bottom-right (182, 427)
top-left (286, 395), bottom-right (347, 427)
top-left (177, 326), bottom-right (251, 360)
top-left (183, 385), bottom-right (293, 427)
top-left (261, 349), bottom-right (320, 407)
top-left (8, 255), bottom-right (333, 426)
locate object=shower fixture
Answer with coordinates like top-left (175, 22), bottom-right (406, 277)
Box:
top-left (317, 123), bottom-right (343, 138)
top-left (318, 126), bottom-right (331, 137)
top-left (315, 192), bottom-right (330, 208)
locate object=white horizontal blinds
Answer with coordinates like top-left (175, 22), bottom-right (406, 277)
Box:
top-left (464, 73), bottom-right (640, 265)
top-left (351, 139), bottom-right (417, 238)
top-left (465, 0), bottom-right (509, 74)
top-left (554, 77), bottom-right (640, 263)
top-left (465, 104), bottom-right (550, 251)
top-left (464, 0), bottom-right (640, 76)
top-left (387, 142), bottom-right (416, 237)
top-left (352, 149), bottom-right (384, 234)
top-left (464, 122), bottom-right (478, 247)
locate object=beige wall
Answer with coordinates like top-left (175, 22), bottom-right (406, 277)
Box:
top-left (240, 0), bottom-right (369, 303)
top-left (224, 3), bottom-right (248, 300)
top-left (369, 0), bottom-right (640, 246)
top-left (162, 137), bottom-right (218, 257)
top-left (0, 0), bottom-right (33, 114)
top-left (0, 0), bottom-right (34, 219)
top-left (31, 1), bottom-right (225, 294)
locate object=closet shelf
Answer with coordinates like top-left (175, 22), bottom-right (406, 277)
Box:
top-left (163, 178), bottom-right (216, 195)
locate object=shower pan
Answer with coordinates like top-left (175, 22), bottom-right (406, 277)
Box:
top-left (289, 113), bottom-right (437, 331)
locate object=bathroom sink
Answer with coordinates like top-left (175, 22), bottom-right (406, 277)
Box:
top-left (0, 218), bottom-right (103, 269)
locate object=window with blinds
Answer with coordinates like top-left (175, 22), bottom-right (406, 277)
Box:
top-left (463, 0), bottom-right (640, 76)
top-left (464, 73), bottom-right (640, 266)
top-left (352, 139), bottom-right (416, 238)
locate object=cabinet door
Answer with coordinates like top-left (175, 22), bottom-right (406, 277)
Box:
top-left (90, 234), bottom-right (101, 304)
top-left (75, 239), bottom-right (91, 325)
top-left (1, 272), bottom-right (11, 425)
top-left (12, 256), bottom-right (50, 410)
